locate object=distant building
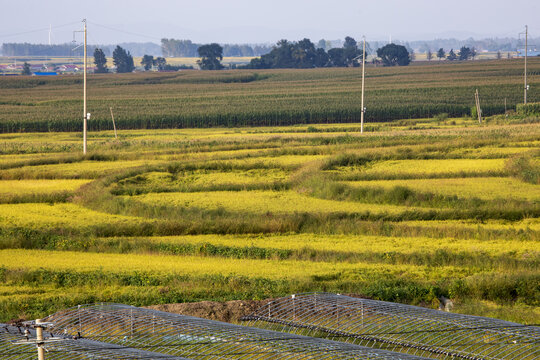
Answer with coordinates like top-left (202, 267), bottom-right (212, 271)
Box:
top-left (517, 49), bottom-right (540, 57)
top-left (55, 64), bottom-right (82, 73)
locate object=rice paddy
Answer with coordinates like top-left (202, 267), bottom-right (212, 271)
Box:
top-left (0, 63), bottom-right (539, 325)
top-left (345, 177), bottom-right (540, 201)
top-left (129, 190), bottom-right (423, 215)
top-left (330, 158), bottom-right (507, 180)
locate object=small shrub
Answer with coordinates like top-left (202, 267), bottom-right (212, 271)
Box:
top-left (516, 102), bottom-right (540, 116)
top-left (506, 155), bottom-right (540, 184)
top-left (434, 113), bottom-right (448, 121)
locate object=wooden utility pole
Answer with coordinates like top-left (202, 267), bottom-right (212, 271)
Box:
top-left (474, 89), bottom-right (482, 124)
top-left (83, 19), bottom-right (87, 154)
top-left (524, 25), bottom-right (528, 104)
top-left (361, 36), bottom-right (366, 134)
top-left (110, 107), bottom-right (118, 139)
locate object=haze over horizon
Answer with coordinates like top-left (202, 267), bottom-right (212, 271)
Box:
top-left (1, 0), bottom-right (539, 45)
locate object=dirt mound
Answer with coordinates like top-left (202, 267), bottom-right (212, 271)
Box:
top-left (146, 299), bottom-right (271, 323)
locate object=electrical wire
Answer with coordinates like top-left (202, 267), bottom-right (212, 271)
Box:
top-left (0, 21), bottom-right (81, 40)
top-left (88, 21), bottom-right (162, 42)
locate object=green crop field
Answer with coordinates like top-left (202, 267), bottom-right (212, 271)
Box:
top-left (0, 61), bottom-right (539, 326)
top-left (0, 115), bottom-right (538, 324)
top-left (0, 58), bottom-right (539, 132)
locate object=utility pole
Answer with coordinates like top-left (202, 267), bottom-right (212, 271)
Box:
top-left (474, 89), bottom-right (482, 124)
top-left (361, 36), bottom-right (366, 134)
top-left (13, 320), bottom-right (59, 360)
top-left (83, 19), bottom-right (87, 154)
top-left (36, 319), bottom-right (45, 360)
top-left (110, 107), bottom-right (118, 139)
top-left (524, 25), bottom-right (528, 104)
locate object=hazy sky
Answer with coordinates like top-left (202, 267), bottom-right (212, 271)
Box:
top-left (1, 0), bottom-right (539, 45)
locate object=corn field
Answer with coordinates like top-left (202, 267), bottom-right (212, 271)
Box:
top-left (0, 59), bottom-right (538, 132)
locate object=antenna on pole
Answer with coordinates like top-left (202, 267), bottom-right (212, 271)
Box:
top-left (48, 24), bottom-right (52, 46)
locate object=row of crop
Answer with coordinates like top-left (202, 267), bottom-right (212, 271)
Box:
top-left (1, 229), bottom-right (537, 270)
top-left (0, 104), bottom-right (511, 133)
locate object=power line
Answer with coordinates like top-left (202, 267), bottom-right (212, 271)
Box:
top-left (0, 21), bottom-right (81, 40)
top-left (88, 21), bottom-right (162, 42)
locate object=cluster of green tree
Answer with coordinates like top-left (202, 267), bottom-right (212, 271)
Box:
top-left (222, 44), bottom-right (271, 57)
top-left (432, 47), bottom-right (477, 61)
top-left (197, 44), bottom-right (224, 70)
top-left (376, 44), bottom-right (411, 66)
top-left (240, 38), bottom-right (412, 69)
top-left (93, 46), bottom-right (135, 73)
top-left (112, 46), bottom-right (134, 73)
top-left (141, 55), bottom-right (194, 71)
top-left (21, 62), bottom-right (31, 75)
top-left (160, 38), bottom-right (271, 57)
top-left (93, 48), bottom-right (108, 73)
top-left (242, 37), bottom-right (368, 69)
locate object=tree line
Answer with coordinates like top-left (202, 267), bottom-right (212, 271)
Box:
top-left (1, 42), bottom-right (160, 57)
top-left (2, 43), bottom-right (95, 57)
top-left (93, 39), bottom-right (414, 73)
top-left (242, 37), bottom-right (412, 69)
top-left (160, 39), bottom-right (271, 57)
top-left (93, 46), bottom-right (193, 73)
top-left (427, 46), bottom-right (478, 61)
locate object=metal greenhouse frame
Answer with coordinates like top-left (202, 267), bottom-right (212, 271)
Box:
top-left (1, 303), bottom-right (433, 359)
top-left (0, 324), bottom-right (189, 359)
top-left (241, 293), bottom-right (540, 360)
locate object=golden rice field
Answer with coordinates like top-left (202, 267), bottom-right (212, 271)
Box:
top-left (345, 177), bottom-right (540, 201)
top-left (0, 203), bottom-right (153, 230)
top-left (0, 160), bottom-right (157, 179)
top-left (0, 82), bottom-right (539, 325)
top-left (105, 233), bottom-right (539, 259)
top-left (0, 179), bottom-right (90, 195)
top-left (0, 249), bottom-right (472, 282)
top-left (330, 158), bottom-right (507, 180)
top-left (129, 190), bottom-right (424, 215)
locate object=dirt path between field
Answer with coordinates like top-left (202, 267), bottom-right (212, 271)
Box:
top-left (146, 299), bottom-right (272, 323)
top-left (145, 294), bottom-right (384, 323)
